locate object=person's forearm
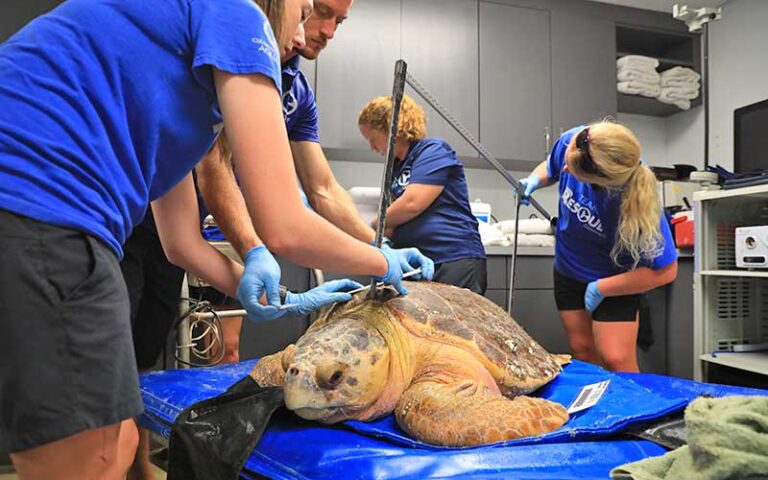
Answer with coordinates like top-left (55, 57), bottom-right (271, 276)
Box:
top-left (598, 262), bottom-right (678, 297)
top-left (310, 181), bottom-right (376, 243)
top-left (152, 174), bottom-right (243, 297)
top-left (215, 71), bottom-right (387, 277)
top-left (530, 161), bottom-right (553, 187)
top-left (196, 143), bottom-right (263, 259)
top-left (385, 196), bottom-right (423, 228)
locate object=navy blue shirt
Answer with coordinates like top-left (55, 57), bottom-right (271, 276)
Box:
top-left (390, 138), bottom-right (485, 265)
top-left (282, 56), bottom-right (320, 143)
top-left (547, 126), bottom-right (677, 282)
top-left (0, 0), bottom-right (282, 257)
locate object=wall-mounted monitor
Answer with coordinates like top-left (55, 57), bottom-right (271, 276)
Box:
top-left (734, 98), bottom-right (768, 174)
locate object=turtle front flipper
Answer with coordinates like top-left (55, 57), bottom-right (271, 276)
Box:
top-left (395, 380), bottom-right (568, 447)
top-left (249, 344), bottom-right (296, 387)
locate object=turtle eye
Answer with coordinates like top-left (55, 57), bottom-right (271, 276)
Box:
top-left (316, 362), bottom-right (347, 390)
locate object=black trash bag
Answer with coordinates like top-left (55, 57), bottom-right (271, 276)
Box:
top-left (623, 411), bottom-right (687, 450)
top-left (167, 376), bottom-right (284, 480)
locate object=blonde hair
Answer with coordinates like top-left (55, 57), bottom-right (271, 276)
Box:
top-left (567, 120), bottom-right (662, 268)
top-left (358, 94), bottom-right (427, 141)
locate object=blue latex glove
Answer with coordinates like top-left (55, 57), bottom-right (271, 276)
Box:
top-left (283, 279), bottom-right (364, 316)
top-left (518, 175), bottom-right (541, 206)
top-left (236, 246), bottom-right (285, 322)
top-left (376, 246), bottom-right (435, 295)
top-left (382, 244), bottom-right (435, 281)
top-left (584, 280), bottom-right (605, 315)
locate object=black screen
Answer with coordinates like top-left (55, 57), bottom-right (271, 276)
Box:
top-left (734, 99), bottom-right (768, 174)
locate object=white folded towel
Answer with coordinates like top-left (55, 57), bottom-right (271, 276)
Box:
top-left (496, 218), bottom-right (553, 235)
top-left (617, 55), bottom-right (659, 70)
top-left (617, 68), bottom-right (661, 84)
top-left (656, 95), bottom-right (691, 110)
top-left (662, 77), bottom-right (700, 89)
top-left (661, 66), bottom-right (701, 82)
top-left (658, 87), bottom-right (699, 104)
top-left (660, 86), bottom-right (699, 100)
top-left (618, 81), bottom-right (661, 98)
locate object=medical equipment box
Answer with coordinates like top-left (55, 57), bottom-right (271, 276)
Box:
top-left (735, 225), bottom-right (768, 268)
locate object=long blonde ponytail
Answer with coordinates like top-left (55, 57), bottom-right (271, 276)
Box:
top-left (567, 120), bottom-right (662, 267)
top-left (613, 165), bottom-right (662, 267)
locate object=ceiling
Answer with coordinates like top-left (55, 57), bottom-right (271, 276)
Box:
top-left (588, 0), bottom-right (727, 13)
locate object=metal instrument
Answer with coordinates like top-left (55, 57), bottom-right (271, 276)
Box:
top-left (369, 60), bottom-right (408, 299)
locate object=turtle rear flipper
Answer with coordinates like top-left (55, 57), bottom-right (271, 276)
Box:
top-left (395, 380), bottom-right (568, 447)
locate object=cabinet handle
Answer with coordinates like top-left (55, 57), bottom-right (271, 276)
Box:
top-left (544, 126), bottom-right (551, 157)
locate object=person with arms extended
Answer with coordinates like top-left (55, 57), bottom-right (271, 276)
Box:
top-left (0, 1), bottom-right (432, 478)
top-left (519, 120), bottom-right (677, 372)
top-left (358, 95), bottom-right (487, 294)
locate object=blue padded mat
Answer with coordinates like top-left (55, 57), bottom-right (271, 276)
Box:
top-left (139, 360), bottom-right (767, 479)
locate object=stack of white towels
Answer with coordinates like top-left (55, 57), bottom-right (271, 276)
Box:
top-left (657, 66), bottom-right (701, 110)
top-left (617, 55), bottom-right (661, 98)
top-left (617, 55), bottom-right (701, 111)
top-left (478, 218), bottom-right (555, 248)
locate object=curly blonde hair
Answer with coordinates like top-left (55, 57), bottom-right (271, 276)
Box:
top-left (358, 94), bottom-right (427, 141)
top-left (567, 120), bottom-right (662, 268)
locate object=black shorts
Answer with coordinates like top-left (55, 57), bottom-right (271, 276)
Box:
top-left (553, 268), bottom-right (642, 322)
top-left (188, 285), bottom-right (241, 309)
top-left (434, 258), bottom-right (488, 295)
top-left (0, 210), bottom-right (143, 453)
top-left (121, 225), bottom-right (186, 370)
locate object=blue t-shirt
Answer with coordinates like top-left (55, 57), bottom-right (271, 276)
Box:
top-left (547, 126), bottom-right (677, 282)
top-left (282, 56), bottom-right (320, 143)
top-left (0, 0), bottom-right (282, 257)
top-left (390, 138), bottom-right (485, 265)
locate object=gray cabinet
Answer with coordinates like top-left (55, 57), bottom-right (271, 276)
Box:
top-left (402, 0), bottom-right (479, 157)
top-left (667, 258), bottom-right (693, 379)
top-left (550, 10), bottom-right (617, 134)
top-left (316, 0), bottom-right (401, 151)
top-left (512, 290), bottom-right (570, 355)
top-left (299, 58), bottom-right (316, 91)
top-left (479, 2), bottom-right (551, 166)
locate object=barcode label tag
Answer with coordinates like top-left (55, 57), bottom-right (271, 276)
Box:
top-left (567, 380), bottom-right (610, 414)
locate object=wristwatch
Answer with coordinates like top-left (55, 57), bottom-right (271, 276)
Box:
top-left (278, 285), bottom-right (289, 304)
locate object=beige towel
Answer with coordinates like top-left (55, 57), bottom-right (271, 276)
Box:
top-left (617, 55), bottom-right (659, 69)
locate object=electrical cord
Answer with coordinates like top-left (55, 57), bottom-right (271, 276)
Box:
top-left (173, 298), bottom-right (226, 367)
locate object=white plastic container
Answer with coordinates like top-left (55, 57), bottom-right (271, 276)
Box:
top-left (349, 186), bottom-right (382, 224)
top-left (470, 199), bottom-right (492, 223)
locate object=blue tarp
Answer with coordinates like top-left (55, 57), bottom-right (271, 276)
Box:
top-left (138, 360), bottom-right (767, 479)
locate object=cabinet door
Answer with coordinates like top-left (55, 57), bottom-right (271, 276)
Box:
top-left (315, 0), bottom-right (401, 150)
top-left (480, 2), bottom-right (551, 165)
top-left (299, 58), bottom-right (316, 91)
top-left (511, 290), bottom-right (570, 355)
top-left (403, 0), bottom-right (479, 157)
top-left (550, 11), bottom-right (616, 135)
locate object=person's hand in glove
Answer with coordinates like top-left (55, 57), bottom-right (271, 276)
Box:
top-left (376, 246), bottom-right (435, 295)
top-left (283, 279), bottom-right (364, 316)
top-left (584, 280), bottom-right (605, 315)
top-left (518, 175), bottom-right (541, 206)
top-left (236, 245), bottom-right (285, 322)
top-left (383, 245), bottom-right (435, 281)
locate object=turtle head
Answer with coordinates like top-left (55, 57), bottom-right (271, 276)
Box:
top-left (283, 317), bottom-right (390, 423)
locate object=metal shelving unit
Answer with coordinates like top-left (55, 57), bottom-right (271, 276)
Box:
top-left (693, 185), bottom-right (768, 381)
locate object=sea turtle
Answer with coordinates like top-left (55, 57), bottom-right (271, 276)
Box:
top-left (250, 281), bottom-right (570, 447)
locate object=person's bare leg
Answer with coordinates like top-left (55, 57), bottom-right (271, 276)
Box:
top-left (126, 423), bottom-right (155, 480)
top-left (11, 419), bottom-right (138, 480)
top-left (592, 313), bottom-right (640, 372)
top-left (220, 317), bottom-right (243, 364)
top-left (559, 309), bottom-right (601, 365)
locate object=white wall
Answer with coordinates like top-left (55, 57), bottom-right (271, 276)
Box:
top-left (708, 0), bottom-right (768, 171)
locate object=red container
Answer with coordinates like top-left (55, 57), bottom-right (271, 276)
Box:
top-left (671, 215), bottom-right (694, 248)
